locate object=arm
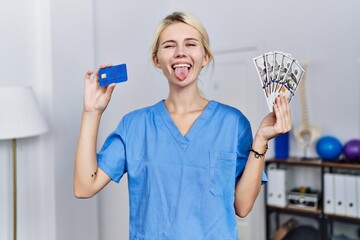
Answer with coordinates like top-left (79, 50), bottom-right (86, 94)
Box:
top-left (234, 95), bottom-right (291, 217)
top-left (74, 65), bottom-right (116, 199)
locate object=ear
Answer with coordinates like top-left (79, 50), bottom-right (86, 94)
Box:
top-left (202, 53), bottom-right (211, 68)
top-left (153, 55), bottom-right (161, 69)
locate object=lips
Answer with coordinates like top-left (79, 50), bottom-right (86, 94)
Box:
top-left (172, 63), bottom-right (191, 80)
top-left (172, 63), bottom-right (191, 69)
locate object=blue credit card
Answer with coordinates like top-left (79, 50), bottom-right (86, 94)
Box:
top-left (99, 64), bottom-right (128, 86)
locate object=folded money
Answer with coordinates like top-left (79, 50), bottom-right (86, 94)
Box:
top-left (253, 51), bottom-right (304, 112)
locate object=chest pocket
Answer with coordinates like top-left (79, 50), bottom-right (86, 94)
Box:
top-left (209, 151), bottom-right (237, 197)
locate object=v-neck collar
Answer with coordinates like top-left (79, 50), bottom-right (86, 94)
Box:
top-left (155, 100), bottom-right (217, 151)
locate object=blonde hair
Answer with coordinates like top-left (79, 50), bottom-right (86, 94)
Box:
top-left (151, 11), bottom-right (214, 65)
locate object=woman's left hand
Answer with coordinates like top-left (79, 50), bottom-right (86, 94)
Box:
top-left (256, 95), bottom-right (292, 142)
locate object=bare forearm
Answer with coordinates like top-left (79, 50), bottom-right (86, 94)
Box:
top-left (235, 96), bottom-right (291, 217)
top-left (74, 111), bottom-right (102, 197)
top-left (234, 135), bottom-right (268, 217)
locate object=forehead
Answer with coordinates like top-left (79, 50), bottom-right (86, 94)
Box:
top-left (159, 22), bottom-right (201, 42)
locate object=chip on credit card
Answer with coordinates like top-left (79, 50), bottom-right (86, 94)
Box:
top-left (99, 64), bottom-right (128, 86)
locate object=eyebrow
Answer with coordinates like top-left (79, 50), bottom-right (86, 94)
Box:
top-left (161, 38), bottom-right (200, 46)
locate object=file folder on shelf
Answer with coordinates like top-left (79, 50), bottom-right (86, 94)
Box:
top-left (267, 168), bottom-right (293, 207)
top-left (344, 175), bottom-right (358, 217)
top-left (323, 173), bottom-right (335, 214)
top-left (334, 174), bottom-right (346, 215)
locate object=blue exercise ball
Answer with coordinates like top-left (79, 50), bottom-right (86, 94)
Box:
top-left (316, 136), bottom-right (342, 160)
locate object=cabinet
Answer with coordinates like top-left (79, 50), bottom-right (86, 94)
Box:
top-left (265, 158), bottom-right (360, 240)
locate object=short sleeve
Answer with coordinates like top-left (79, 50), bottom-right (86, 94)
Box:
top-left (235, 116), bottom-right (268, 184)
top-left (97, 118), bottom-right (127, 183)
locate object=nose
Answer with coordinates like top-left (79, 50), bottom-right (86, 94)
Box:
top-left (174, 45), bottom-right (186, 58)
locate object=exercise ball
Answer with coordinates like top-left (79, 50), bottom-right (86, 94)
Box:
top-left (316, 136), bottom-right (342, 160)
top-left (343, 139), bottom-right (360, 161)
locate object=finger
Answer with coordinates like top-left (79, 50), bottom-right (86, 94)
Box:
top-left (102, 84), bottom-right (116, 104)
top-left (97, 63), bottom-right (113, 75)
top-left (84, 70), bottom-right (94, 80)
top-left (278, 96), bottom-right (291, 132)
top-left (95, 63), bottom-right (113, 84)
top-left (274, 96), bottom-right (286, 133)
top-left (285, 106), bottom-right (292, 131)
top-left (106, 83), bottom-right (116, 96)
top-left (84, 70), bottom-right (95, 86)
top-left (275, 96), bottom-right (285, 118)
top-left (281, 95), bottom-right (292, 131)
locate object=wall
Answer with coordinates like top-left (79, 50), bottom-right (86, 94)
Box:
top-left (49, 1), bottom-right (100, 240)
top-left (0, 0), bottom-right (99, 239)
top-left (0, 0), bottom-right (359, 240)
top-left (0, 0), bottom-right (56, 239)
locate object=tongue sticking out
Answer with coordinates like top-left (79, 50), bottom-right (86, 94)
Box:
top-left (174, 67), bottom-right (189, 80)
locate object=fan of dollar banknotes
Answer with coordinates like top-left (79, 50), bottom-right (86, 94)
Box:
top-left (253, 51), bottom-right (305, 112)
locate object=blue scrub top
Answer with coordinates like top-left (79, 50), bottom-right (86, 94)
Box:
top-left (97, 100), bottom-right (267, 240)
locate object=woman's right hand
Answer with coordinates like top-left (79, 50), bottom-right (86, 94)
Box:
top-left (83, 64), bottom-right (116, 114)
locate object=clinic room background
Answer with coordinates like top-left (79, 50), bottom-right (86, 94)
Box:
top-left (0, 0), bottom-right (359, 239)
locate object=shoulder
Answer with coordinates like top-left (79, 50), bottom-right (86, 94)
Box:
top-left (120, 101), bottom-right (162, 125)
top-left (212, 101), bottom-right (248, 121)
top-left (210, 101), bottom-right (252, 140)
top-left (124, 104), bottom-right (155, 119)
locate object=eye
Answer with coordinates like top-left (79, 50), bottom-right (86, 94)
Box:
top-left (163, 44), bottom-right (175, 49)
top-left (186, 43), bottom-right (197, 47)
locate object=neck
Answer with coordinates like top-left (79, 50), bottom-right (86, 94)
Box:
top-left (165, 90), bottom-right (208, 114)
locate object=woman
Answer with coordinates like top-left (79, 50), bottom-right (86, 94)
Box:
top-left (74, 11), bottom-right (291, 239)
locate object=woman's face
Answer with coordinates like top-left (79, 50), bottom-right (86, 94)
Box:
top-left (153, 22), bottom-right (210, 88)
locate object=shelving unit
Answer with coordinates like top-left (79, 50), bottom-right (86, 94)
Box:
top-left (264, 158), bottom-right (360, 240)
